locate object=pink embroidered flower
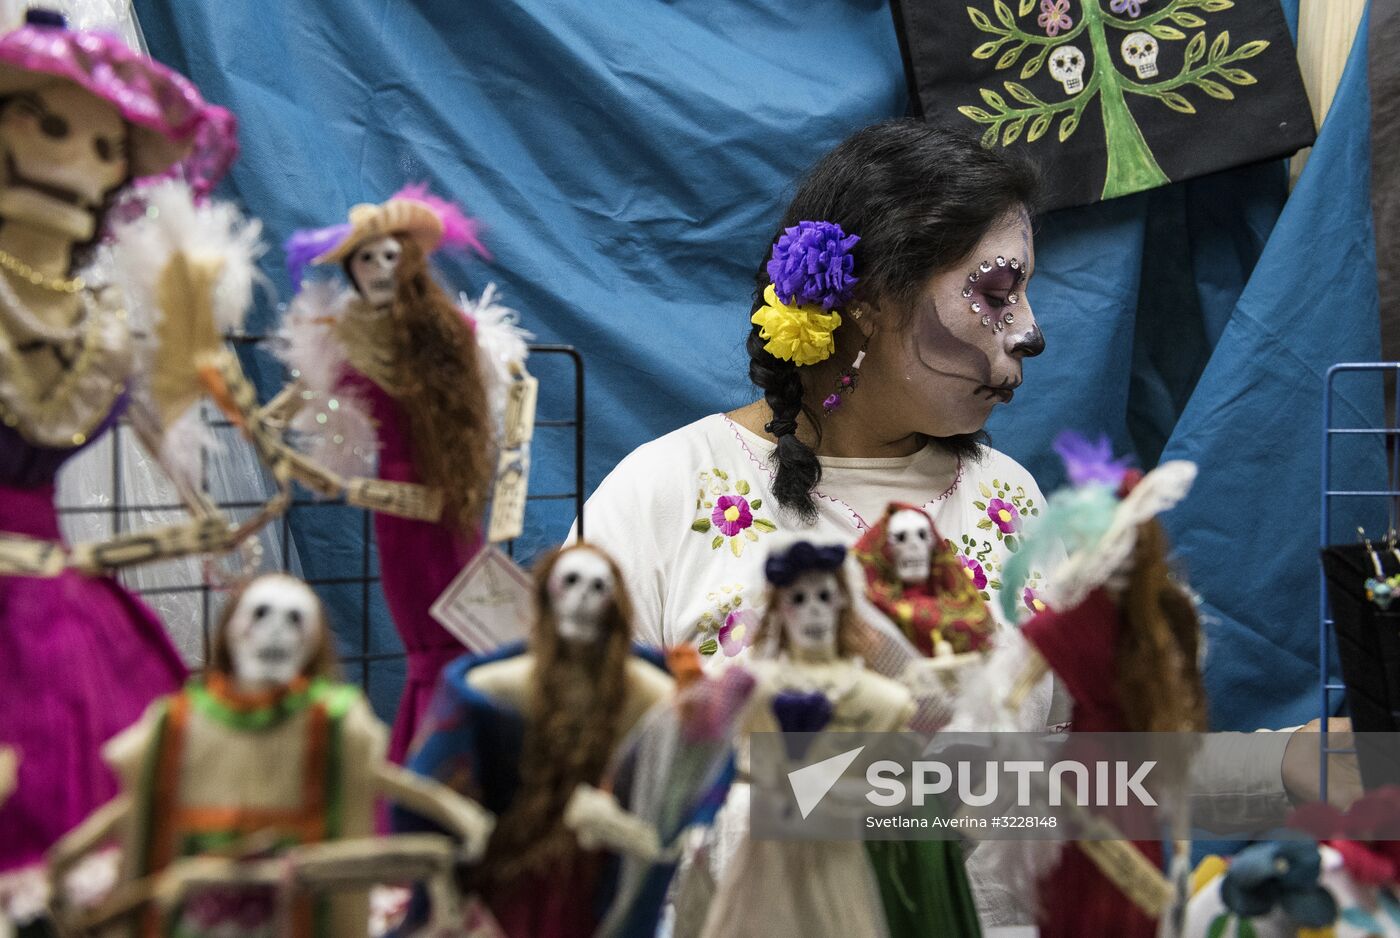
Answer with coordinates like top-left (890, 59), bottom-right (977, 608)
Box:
top-left (1024, 587), bottom-right (1048, 615)
top-left (1038, 0), bottom-right (1073, 36)
top-left (1109, 0), bottom-right (1141, 16)
top-left (719, 609), bottom-right (759, 656)
top-left (960, 556), bottom-right (988, 590)
top-left (712, 494), bottom-right (753, 537)
top-left (986, 498), bottom-right (1021, 534)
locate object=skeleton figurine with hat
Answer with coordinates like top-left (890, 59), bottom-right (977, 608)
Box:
top-left (266, 186), bottom-right (528, 764)
top-left (0, 9), bottom-right (302, 921)
top-left (952, 431), bottom-right (1208, 938)
top-left (48, 573), bottom-right (495, 938)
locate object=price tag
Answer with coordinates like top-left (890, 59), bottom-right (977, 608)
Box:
top-left (429, 545), bottom-right (532, 651)
top-left (486, 372), bottom-right (538, 543)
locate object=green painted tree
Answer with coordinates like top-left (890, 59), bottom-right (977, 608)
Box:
top-left (958, 0), bottom-right (1268, 200)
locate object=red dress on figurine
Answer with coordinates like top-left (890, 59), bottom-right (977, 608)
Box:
top-left (1020, 587), bottom-right (1161, 938)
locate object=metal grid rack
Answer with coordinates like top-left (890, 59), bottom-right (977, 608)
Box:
top-left (1319, 362), bottom-right (1398, 800)
top-left (55, 339), bottom-right (586, 696)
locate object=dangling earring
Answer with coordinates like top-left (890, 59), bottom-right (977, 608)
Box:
top-left (1361, 527), bottom-right (1399, 610)
top-left (822, 336), bottom-right (869, 415)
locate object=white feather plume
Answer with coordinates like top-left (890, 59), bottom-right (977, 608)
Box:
top-left (270, 282), bottom-right (378, 479)
top-left (460, 283), bottom-right (532, 426)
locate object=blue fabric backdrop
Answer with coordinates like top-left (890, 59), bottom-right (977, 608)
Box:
top-left (134, 0), bottom-right (1382, 731)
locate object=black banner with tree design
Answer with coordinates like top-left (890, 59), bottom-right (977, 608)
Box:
top-left (890, 0), bottom-right (1316, 210)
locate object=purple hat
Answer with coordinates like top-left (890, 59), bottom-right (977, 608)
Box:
top-left (0, 9), bottom-right (237, 192)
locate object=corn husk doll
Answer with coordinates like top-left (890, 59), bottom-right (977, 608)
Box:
top-left (48, 573), bottom-right (494, 938)
top-left (0, 10), bottom-right (292, 916)
top-left (275, 190), bottom-right (526, 763)
top-left (957, 432), bottom-right (1208, 937)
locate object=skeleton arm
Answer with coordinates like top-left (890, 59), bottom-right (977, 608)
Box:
top-left (373, 763), bottom-right (495, 863)
top-left (564, 784), bottom-right (667, 862)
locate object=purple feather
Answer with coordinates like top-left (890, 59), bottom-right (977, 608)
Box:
top-left (1053, 431), bottom-right (1135, 488)
top-left (766, 220), bottom-right (859, 310)
top-left (283, 223), bottom-right (352, 290)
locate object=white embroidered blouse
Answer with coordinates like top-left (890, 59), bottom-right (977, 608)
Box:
top-left (577, 413), bottom-right (1050, 656)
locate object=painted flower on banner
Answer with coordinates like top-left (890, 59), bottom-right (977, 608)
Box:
top-left (690, 469), bottom-right (777, 557)
top-left (1038, 0), bottom-right (1073, 37)
top-left (960, 555), bottom-right (988, 591)
top-left (1109, 0), bottom-right (1142, 17)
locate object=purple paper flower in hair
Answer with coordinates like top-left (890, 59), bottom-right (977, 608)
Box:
top-left (284, 223), bottom-right (353, 289)
top-left (766, 220), bottom-right (860, 310)
top-left (1053, 431), bottom-right (1134, 489)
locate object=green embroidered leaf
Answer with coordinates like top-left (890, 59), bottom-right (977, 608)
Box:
top-left (1209, 30), bottom-right (1230, 61)
top-left (980, 591), bottom-right (992, 602)
top-left (979, 481), bottom-right (994, 498)
top-left (691, 518), bottom-right (712, 533)
top-left (1196, 0), bottom-right (1233, 10)
top-left (1204, 913), bottom-right (1229, 938)
top-left (711, 535), bottom-right (724, 550)
top-left (1002, 116), bottom-right (1026, 146)
top-left (993, 478), bottom-right (1002, 488)
top-left (974, 501), bottom-right (987, 511)
top-left (1234, 39), bottom-right (1269, 59)
top-left (981, 123), bottom-right (1000, 148)
top-left (968, 6), bottom-right (995, 32)
top-left (989, 579), bottom-right (1003, 590)
top-left (1004, 535), bottom-right (1019, 553)
top-left (1021, 46), bottom-right (1049, 80)
top-left (730, 538), bottom-right (744, 558)
top-left (1183, 31), bottom-right (1206, 68)
top-left (961, 535), bottom-right (971, 545)
top-left (1159, 91), bottom-right (1196, 114)
top-left (1146, 23), bottom-right (1185, 40)
top-left (1236, 919), bottom-right (1258, 938)
top-left (996, 42), bottom-right (1024, 70)
top-left (1220, 67), bottom-right (1257, 85)
top-left (1196, 78), bottom-right (1233, 100)
top-left (743, 529), bottom-right (758, 541)
top-left (978, 518), bottom-right (995, 530)
top-left (980, 88), bottom-right (1008, 111)
top-left (749, 498), bottom-right (763, 509)
top-left (703, 501), bottom-right (714, 509)
top-left (1019, 0), bottom-right (1035, 15)
top-left (1027, 112), bottom-right (1052, 143)
top-left (1030, 507), bottom-right (1040, 516)
top-left (1004, 82), bottom-right (1040, 106)
top-left (698, 639), bottom-right (719, 656)
top-left (959, 104), bottom-right (995, 123)
top-left (1170, 11), bottom-right (1205, 27)
top-left (973, 40), bottom-right (1004, 60)
top-left (752, 518), bottom-right (778, 533)
top-left (1058, 112), bottom-right (1080, 142)
top-left (736, 479), bottom-right (750, 495)
top-left (993, 0), bottom-right (1015, 27)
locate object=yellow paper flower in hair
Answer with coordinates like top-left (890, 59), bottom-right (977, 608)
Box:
top-left (751, 284), bottom-right (843, 367)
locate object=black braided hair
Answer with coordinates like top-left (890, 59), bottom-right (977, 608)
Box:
top-left (748, 119), bottom-right (1039, 520)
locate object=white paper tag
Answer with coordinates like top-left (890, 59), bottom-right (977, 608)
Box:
top-left (487, 372), bottom-right (538, 543)
top-left (429, 545), bottom-right (532, 651)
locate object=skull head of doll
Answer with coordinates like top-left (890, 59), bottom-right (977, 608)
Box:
top-left (347, 234), bottom-right (402, 309)
top-left (0, 81), bottom-right (129, 242)
top-left (224, 575), bottom-right (323, 691)
top-left (888, 509), bottom-right (934, 584)
top-left (547, 547), bottom-right (616, 645)
top-left (775, 570), bottom-right (846, 660)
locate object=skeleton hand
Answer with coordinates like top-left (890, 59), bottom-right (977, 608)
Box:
top-left (563, 784), bottom-right (661, 861)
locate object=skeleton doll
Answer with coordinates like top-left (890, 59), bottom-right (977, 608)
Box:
top-left (49, 573), bottom-right (494, 938)
top-left (0, 11), bottom-right (286, 919)
top-left (270, 189), bottom-right (520, 765)
top-left (397, 544), bottom-right (676, 938)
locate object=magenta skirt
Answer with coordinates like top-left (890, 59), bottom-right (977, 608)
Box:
top-left (0, 484), bottom-right (186, 874)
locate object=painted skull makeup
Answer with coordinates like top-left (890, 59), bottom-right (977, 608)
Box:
top-left (888, 509), bottom-right (934, 583)
top-left (226, 575), bottom-right (322, 690)
top-left (0, 82), bottom-right (129, 241)
top-left (348, 234), bottom-right (402, 308)
top-left (964, 255), bottom-right (1025, 332)
top-left (548, 548), bottom-right (616, 644)
top-left (776, 570), bottom-right (845, 659)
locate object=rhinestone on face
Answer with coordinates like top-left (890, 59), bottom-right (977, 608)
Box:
top-left (971, 302), bottom-right (982, 313)
top-left (979, 260), bottom-right (993, 273)
top-left (1009, 258), bottom-right (1021, 270)
top-left (980, 315), bottom-right (991, 327)
top-left (993, 320), bottom-right (1005, 333)
top-left (1003, 312), bottom-right (1015, 324)
top-left (962, 286), bottom-right (973, 298)
top-left (995, 256), bottom-right (1007, 267)
top-left (1008, 292), bottom-right (1019, 305)
top-left (968, 271), bottom-right (980, 283)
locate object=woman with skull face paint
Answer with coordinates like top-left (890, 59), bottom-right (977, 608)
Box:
top-left (396, 544), bottom-right (676, 938)
top-left (0, 12), bottom-right (239, 918)
top-left (274, 188), bottom-right (507, 765)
